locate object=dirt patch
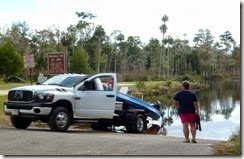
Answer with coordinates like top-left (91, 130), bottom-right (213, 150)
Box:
top-left (73, 123), bottom-right (92, 129)
top-left (0, 113), bottom-right (11, 127)
top-left (143, 125), bottom-right (161, 134)
top-left (30, 120), bottom-right (49, 128)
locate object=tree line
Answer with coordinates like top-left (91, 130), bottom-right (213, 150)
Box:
top-left (0, 12), bottom-right (240, 81)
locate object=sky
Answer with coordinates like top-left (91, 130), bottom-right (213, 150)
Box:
top-left (0, 0), bottom-right (241, 45)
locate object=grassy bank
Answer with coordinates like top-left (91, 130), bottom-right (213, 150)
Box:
top-left (212, 129), bottom-right (241, 156)
top-left (121, 80), bottom-right (209, 96)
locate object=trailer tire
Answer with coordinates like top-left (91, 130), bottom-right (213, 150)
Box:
top-left (11, 116), bottom-right (32, 129)
top-left (48, 107), bottom-right (71, 132)
top-left (126, 114), bottom-right (145, 133)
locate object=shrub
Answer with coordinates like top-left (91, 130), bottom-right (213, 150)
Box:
top-left (181, 74), bottom-right (191, 81)
top-left (165, 80), bottom-right (173, 89)
top-left (211, 74), bottom-right (224, 79)
top-left (136, 80), bottom-right (145, 90)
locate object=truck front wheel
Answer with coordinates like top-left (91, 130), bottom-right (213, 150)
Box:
top-left (10, 116), bottom-right (32, 129)
top-left (48, 107), bottom-right (71, 132)
top-left (126, 114), bottom-right (146, 133)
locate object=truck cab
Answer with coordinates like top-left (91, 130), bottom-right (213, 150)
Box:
top-left (73, 73), bottom-right (117, 119)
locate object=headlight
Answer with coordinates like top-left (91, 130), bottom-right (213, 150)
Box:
top-left (35, 93), bottom-right (54, 102)
top-left (37, 93), bottom-right (45, 100)
top-left (46, 94), bottom-right (55, 101)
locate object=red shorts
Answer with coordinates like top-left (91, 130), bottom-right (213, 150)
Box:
top-left (179, 114), bottom-right (196, 123)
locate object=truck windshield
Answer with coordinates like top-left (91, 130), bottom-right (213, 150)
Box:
top-left (42, 75), bottom-right (88, 87)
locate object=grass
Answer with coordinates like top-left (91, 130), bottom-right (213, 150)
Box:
top-left (0, 95), bottom-right (7, 113)
top-left (0, 83), bottom-right (29, 90)
top-left (0, 95), bottom-right (9, 126)
top-left (212, 129), bottom-right (241, 156)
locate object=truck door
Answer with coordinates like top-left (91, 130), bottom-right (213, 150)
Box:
top-left (74, 73), bottom-right (117, 119)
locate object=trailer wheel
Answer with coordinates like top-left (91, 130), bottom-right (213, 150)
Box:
top-left (126, 114), bottom-right (145, 133)
top-left (11, 116), bottom-right (32, 129)
top-left (48, 107), bottom-right (71, 132)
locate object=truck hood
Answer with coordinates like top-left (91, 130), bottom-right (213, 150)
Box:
top-left (9, 85), bottom-right (74, 93)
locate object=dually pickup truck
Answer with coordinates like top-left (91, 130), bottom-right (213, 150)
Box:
top-left (4, 73), bottom-right (163, 133)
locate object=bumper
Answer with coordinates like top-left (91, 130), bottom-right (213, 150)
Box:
top-left (4, 101), bottom-right (53, 117)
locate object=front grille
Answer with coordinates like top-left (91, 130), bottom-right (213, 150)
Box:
top-left (8, 90), bottom-right (33, 102)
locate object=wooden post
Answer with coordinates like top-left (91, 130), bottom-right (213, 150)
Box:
top-left (29, 68), bottom-right (32, 85)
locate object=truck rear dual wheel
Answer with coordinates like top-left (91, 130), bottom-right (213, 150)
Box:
top-left (10, 116), bottom-right (32, 129)
top-left (126, 114), bottom-right (145, 133)
top-left (48, 107), bottom-right (71, 132)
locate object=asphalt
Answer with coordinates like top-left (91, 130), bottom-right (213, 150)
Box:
top-left (0, 126), bottom-right (221, 156)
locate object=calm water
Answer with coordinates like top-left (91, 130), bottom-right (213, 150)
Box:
top-left (145, 79), bottom-right (241, 141)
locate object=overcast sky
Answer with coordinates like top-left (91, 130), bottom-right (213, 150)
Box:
top-left (0, 0), bottom-right (241, 45)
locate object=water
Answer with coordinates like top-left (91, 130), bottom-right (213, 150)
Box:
top-left (145, 79), bottom-right (241, 141)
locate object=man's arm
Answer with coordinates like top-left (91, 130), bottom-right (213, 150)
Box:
top-left (194, 101), bottom-right (200, 115)
top-left (173, 99), bottom-right (180, 109)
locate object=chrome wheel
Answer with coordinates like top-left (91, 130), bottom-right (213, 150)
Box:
top-left (49, 107), bottom-right (71, 132)
top-left (136, 117), bottom-right (144, 132)
top-left (55, 112), bottom-right (68, 128)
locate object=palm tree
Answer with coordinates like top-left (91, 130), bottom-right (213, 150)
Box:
top-left (159, 15), bottom-right (169, 79)
top-left (94, 25), bottom-right (105, 73)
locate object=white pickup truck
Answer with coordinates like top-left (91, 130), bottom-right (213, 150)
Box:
top-left (4, 73), bottom-right (163, 133)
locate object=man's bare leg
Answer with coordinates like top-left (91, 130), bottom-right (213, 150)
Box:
top-left (183, 122), bottom-right (190, 141)
top-left (190, 122), bottom-right (197, 143)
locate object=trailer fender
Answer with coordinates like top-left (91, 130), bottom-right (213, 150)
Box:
top-left (124, 109), bottom-right (146, 124)
top-left (124, 110), bottom-right (147, 133)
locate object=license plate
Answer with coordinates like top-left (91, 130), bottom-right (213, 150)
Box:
top-left (12, 109), bottom-right (19, 115)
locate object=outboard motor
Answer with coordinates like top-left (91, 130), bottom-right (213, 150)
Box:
top-left (152, 100), bottom-right (166, 135)
top-left (153, 100), bottom-right (161, 110)
top-left (153, 100), bottom-right (165, 117)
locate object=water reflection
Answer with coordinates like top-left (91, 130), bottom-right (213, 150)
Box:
top-left (144, 79), bottom-right (240, 141)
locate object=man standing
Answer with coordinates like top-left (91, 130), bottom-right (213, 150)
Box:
top-left (173, 81), bottom-right (200, 143)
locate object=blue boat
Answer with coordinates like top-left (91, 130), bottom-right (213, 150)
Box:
top-left (116, 92), bottom-right (162, 120)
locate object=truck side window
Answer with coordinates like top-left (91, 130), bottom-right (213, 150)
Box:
top-left (86, 81), bottom-right (95, 90)
top-left (80, 81), bottom-right (95, 91)
top-left (80, 76), bottom-right (113, 91)
top-left (98, 76), bottom-right (113, 91)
